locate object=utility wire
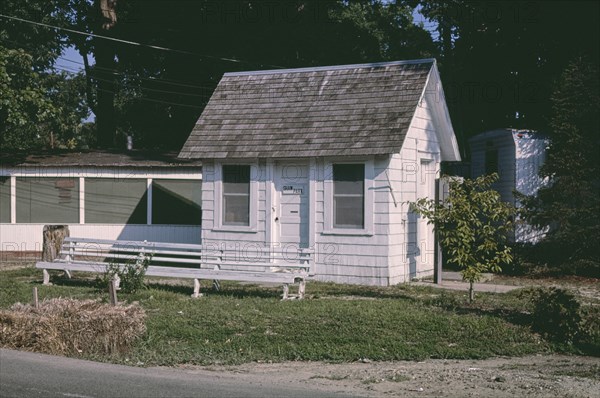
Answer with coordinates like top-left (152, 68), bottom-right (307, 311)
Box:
top-left (0, 13), bottom-right (286, 69)
top-left (52, 64), bottom-right (212, 98)
top-left (1, 36), bottom-right (219, 91)
top-left (56, 56), bottom-right (218, 91)
top-left (94, 87), bottom-right (204, 109)
top-left (52, 66), bottom-right (208, 109)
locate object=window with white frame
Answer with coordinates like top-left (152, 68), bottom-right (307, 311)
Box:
top-left (222, 165), bottom-right (250, 226)
top-left (333, 164), bottom-right (365, 229)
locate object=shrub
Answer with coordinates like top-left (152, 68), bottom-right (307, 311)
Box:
top-left (99, 252), bottom-right (151, 294)
top-left (0, 298), bottom-right (146, 356)
top-left (530, 288), bottom-right (582, 344)
top-left (562, 259), bottom-right (600, 278)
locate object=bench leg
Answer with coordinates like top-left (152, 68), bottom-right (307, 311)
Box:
top-left (191, 278), bottom-right (203, 298)
top-left (113, 274), bottom-right (121, 290)
top-left (212, 279), bottom-right (221, 291)
top-left (282, 284), bottom-right (289, 300)
top-left (298, 280), bottom-right (306, 300)
top-left (64, 270), bottom-right (72, 279)
top-left (42, 269), bottom-right (51, 286)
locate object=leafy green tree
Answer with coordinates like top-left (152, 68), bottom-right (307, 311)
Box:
top-left (411, 174), bottom-right (515, 302)
top-left (519, 58), bottom-right (600, 269)
top-left (0, 0), bottom-right (91, 151)
top-left (0, 46), bottom-right (89, 150)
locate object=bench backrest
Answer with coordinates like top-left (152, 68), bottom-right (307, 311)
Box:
top-left (60, 237), bottom-right (313, 273)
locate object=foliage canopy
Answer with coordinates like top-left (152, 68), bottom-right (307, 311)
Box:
top-left (411, 174), bottom-right (515, 301)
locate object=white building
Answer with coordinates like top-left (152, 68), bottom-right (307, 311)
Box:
top-left (178, 59), bottom-right (461, 285)
top-left (0, 151), bottom-right (202, 256)
top-left (469, 128), bottom-right (549, 243)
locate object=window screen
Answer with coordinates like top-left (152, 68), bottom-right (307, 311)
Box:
top-left (333, 164), bottom-right (364, 229)
top-left (0, 177), bottom-right (10, 223)
top-left (16, 177), bottom-right (79, 223)
top-left (222, 165), bottom-right (250, 226)
top-left (152, 179), bottom-right (202, 225)
top-left (85, 179), bottom-right (147, 224)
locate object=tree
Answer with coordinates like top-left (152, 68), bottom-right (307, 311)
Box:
top-left (67, 0), bottom-right (437, 150)
top-left (0, 0), bottom-right (91, 150)
top-left (416, 0), bottom-right (600, 148)
top-left (410, 174), bottom-right (515, 302)
top-left (519, 57), bottom-right (600, 269)
top-left (0, 46), bottom-right (89, 150)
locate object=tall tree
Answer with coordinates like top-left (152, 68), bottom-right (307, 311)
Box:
top-left (417, 0), bottom-right (600, 148)
top-left (519, 57), bottom-right (600, 267)
top-left (68, 0), bottom-right (437, 150)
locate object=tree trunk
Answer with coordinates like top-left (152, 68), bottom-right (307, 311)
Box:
top-left (94, 0), bottom-right (118, 148)
top-left (42, 225), bottom-right (70, 261)
top-left (469, 281), bottom-right (475, 303)
top-left (94, 38), bottom-right (116, 148)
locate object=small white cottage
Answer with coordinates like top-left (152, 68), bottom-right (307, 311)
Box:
top-left (179, 59), bottom-right (460, 286)
top-left (469, 128), bottom-right (549, 243)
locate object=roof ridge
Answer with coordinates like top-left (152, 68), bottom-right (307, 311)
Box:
top-left (224, 58), bottom-right (436, 77)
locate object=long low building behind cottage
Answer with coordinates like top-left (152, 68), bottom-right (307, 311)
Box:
top-left (0, 151), bottom-right (202, 257)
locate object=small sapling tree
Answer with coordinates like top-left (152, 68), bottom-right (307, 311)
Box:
top-left (410, 173), bottom-right (515, 302)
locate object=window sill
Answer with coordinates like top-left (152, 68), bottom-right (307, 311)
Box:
top-left (321, 229), bottom-right (373, 237)
top-left (212, 226), bottom-right (258, 233)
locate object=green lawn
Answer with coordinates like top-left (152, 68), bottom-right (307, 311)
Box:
top-left (0, 265), bottom-right (552, 365)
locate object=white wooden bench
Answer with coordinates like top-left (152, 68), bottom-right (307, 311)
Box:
top-left (36, 237), bottom-right (312, 299)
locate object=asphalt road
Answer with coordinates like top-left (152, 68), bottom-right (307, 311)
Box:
top-left (0, 349), bottom-right (354, 398)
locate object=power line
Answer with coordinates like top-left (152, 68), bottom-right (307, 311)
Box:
top-left (50, 65), bottom-right (206, 109)
top-left (52, 64), bottom-right (212, 98)
top-left (56, 55), bottom-right (218, 91)
top-left (94, 87), bottom-right (203, 109)
top-left (1, 36), bottom-right (219, 92)
top-left (0, 13), bottom-right (286, 69)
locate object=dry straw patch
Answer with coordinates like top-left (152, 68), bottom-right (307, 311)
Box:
top-left (0, 298), bottom-right (146, 356)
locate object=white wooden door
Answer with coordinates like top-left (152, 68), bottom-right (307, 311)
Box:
top-left (417, 158), bottom-right (435, 267)
top-left (274, 162), bottom-right (309, 248)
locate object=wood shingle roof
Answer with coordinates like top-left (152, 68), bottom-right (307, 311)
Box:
top-left (179, 59), bottom-right (435, 159)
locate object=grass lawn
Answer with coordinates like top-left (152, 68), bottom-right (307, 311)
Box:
top-left (0, 265), bottom-right (564, 366)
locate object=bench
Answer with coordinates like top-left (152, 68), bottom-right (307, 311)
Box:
top-left (36, 237), bottom-right (313, 299)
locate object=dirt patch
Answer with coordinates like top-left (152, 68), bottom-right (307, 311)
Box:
top-left (177, 355), bottom-right (600, 397)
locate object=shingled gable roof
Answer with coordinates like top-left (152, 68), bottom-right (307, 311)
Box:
top-left (179, 59), bottom-right (437, 159)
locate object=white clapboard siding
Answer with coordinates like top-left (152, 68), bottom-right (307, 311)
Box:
top-left (386, 90), bottom-right (441, 285)
top-left (195, 61), bottom-right (460, 287)
top-left (0, 224), bottom-right (201, 252)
